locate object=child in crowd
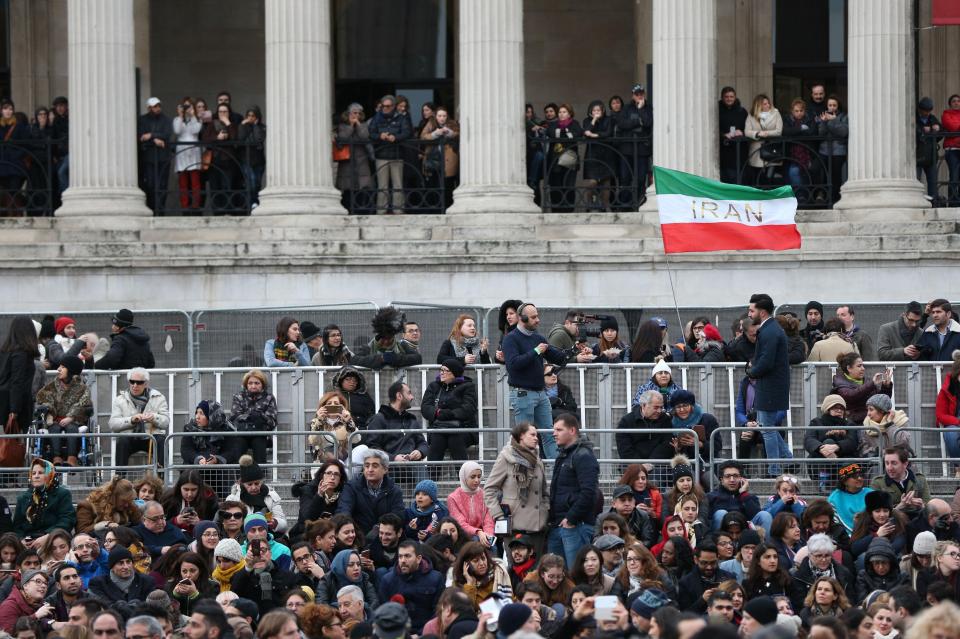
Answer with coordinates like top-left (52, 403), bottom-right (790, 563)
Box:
top-left (405, 480), bottom-right (449, 542)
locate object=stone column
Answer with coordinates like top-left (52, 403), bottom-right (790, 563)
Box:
top-left (447, 0), bottom-right (539, 214)
top-left (836, 0), bottom-right (927, 210)
top-left (642, 0), bottom-right (718, 211)
top-left (56, 0), bottom-right (151, 217)
top-left (254, 0), bottom-right (344, 215)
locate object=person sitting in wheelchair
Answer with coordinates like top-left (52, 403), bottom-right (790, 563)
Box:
top-left (34, 355), bottom-right (92, 467)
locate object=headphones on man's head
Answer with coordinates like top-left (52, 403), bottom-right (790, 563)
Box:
top-left (517, 302), bottom-right (534, 324)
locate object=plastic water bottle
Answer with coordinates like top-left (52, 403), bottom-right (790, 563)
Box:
top-left (818, 471), bottom-right (828, 493)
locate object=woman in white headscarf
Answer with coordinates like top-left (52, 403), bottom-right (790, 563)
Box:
top-left (446, 461), bottom-right (496, 547)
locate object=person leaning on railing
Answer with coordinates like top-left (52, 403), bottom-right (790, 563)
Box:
top-left (581, 100), bottom-right (615, 211)
top-left (781, 99), bottom-right (817, 195)
top-left (200, 102), bottom-right (240, 215)
top-left (744, 94), bottom-right (783, 182)
top-left (544, 104), bottom-right (582, 213)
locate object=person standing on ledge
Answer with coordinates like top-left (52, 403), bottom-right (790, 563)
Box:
top-left (501, 302), bottom-right (570, 459)
top-left (746, 293), bottom-right (792, 476)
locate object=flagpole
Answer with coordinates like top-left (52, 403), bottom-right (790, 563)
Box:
top-left (662, 252), bottom-right (685, 334)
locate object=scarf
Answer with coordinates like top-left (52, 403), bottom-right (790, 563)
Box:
top-left (810, 561), bottom-right (836, 582)
top-left (109, 571), bottom-right (135, 591)
top-left (842, 372), bottom-right (863, 385)
top-left (509, 440), bottom-right (539, 505)
top-left (26, 460), bottom-right (59, 523)
top-left (899, 318), bottom-right (918, 346)
top-left (510, 556), bottom-right (536, 581)
top-left (273, 340), bottom-right (298, 363)
top-left (516, 323), bottom-right (533, 336)
top-left (452, 336), bottom-right (481, 359)
top-left (843, 325), bottom-right (861, 342)
top-left (672, 404), bottom-right (704, 430)
top-left (130, 391), bottom-right (149, 414)
top-left (557, 117), bottom-right (574, 129)
top-left (241, 484), bottom-right (269, 511)
top-left (459, 461), bottom-right (483, 493)
top-left (212, 559), bottom-right (246, 591)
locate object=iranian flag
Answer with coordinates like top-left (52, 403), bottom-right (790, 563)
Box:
top-left (654, 166), bottom-right (801, 254)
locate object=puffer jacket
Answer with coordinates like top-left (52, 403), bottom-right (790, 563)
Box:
top-left (227, 482), bottom-right (288, 533)
top-left (549, 436), bottom-right (600, 527)
top-left (420, 375), bottom-right (477, 427)
top-left (34, 375), bottom-right (92, 422)
top-left (855, 537), bottom-right (908, 604)
top-left (108, 388), bottom-right (170, 433)
top-left (230, 388), bottom-right (278, 432)
top-left (332, 366), bottom-right (375, 430)
top-left (180, 402), bottom-right (237, 463)
top-left (483, 443), bottom-right (550, 533)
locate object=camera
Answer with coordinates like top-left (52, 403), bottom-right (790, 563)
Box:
top-left (572, 313), bottom-right (613, 340)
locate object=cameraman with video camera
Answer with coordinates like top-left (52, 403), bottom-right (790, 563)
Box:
top-left (547, 311), bottom-right (599, 364)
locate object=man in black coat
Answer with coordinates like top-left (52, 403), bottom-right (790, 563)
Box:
top-left (94, 309), bottom-right (155, 370)
top-left (677, 541), bottom-right (735, 612)
top-left (367, 94), bottom-right (412, 213)
top-left (377, 540), bottom-right (445, 634)
top-left (615, 390), bottom-right (674, 461)
top-left (719, 87), bottom-right (749, 184)
top-left (88, 547), bottom-right (155, 606)
top-left (336, 448), bottom-right (406, 536)
top-left (230, 541), bottom-right (299, 617)
top-left (613, 84), bottom-right (653, 208)
top-left (137, 97), bottom-right (173, 213)
top-left (363, 381), bottom-right (428, 463)
top-left (547, 414), bottom-right (600, 569)
top-left (746, 293), bottom-right (792, 475)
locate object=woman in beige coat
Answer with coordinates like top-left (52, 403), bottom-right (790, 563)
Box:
top-left (745, 93), bottom-right (783, 177)
top-left (483, 421), bottom-right (549, 558)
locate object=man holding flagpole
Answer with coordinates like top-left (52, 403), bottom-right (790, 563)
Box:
top-left (745, 293), bottom-right (793, 476)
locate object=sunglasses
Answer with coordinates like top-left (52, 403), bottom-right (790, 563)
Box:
top-left (129, 380), bottom-right (146, 385)
top-left (219, 511), bottom-right (245, 520)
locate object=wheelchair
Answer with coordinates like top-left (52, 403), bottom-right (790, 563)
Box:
top-left (28, 404), bottom-right (100, 475)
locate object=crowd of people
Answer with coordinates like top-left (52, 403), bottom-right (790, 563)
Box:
top-left (1, 296), bottom-right (960, 639)
top-left (4, 84), bottom-right (960, 216)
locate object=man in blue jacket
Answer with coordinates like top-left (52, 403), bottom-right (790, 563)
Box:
top-left (547, 413), bottom-right (600, 568)
top-left (367, 94), bottom-right (412, 214)
top-left (502, 302), bottom-right (570, 458)
top-left (377, 540), bottom-right (444, 634)
top-left (918, 299), bottom-right (960, 361)
top-left (746, 293), bottom-right (792, 475)
top-left (707, 460), bottom-right (772, 535)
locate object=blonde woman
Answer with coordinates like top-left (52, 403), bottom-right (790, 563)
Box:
top-left (309, 390), bottom-right (358, 462)
top-left (744, 94), bottom-right (783, 178)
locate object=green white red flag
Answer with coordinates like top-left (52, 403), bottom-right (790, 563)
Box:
top-left (653, 166), bottom-right (801, 254)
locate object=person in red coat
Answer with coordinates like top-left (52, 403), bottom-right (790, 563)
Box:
top-left (936, 351), bottom-right (960, 471)
top-left (0, 570), bottom-right (52, 633)
top-left (942, 94), bottom-right (960, 206)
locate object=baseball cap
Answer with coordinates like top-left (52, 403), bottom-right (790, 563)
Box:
top-left (632, 84), bottom-right (645, 94)
top-left (146, 97), bottom-right (161, 107)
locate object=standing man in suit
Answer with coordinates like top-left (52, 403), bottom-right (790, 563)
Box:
top-left (746, 293), bottom-right (792, 475)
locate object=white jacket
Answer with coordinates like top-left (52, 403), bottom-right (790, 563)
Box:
top-left (227, 482), bottom-right (288, 533)
top-left (108, 388), bottom-right (170, 434)
top-left (173, 116), bottom-right (203, 172)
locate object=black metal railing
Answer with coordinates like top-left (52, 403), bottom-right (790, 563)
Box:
top-left (0, 137), bottom-right (59, 216)
top-left (140, 139), bottom-right (257, 216)
top-left (334, 137), bottom-right (455, 214)
top-left (528, 136), bottom-right (652, 213)
top-left (725, 134), bottom-right (847, 208)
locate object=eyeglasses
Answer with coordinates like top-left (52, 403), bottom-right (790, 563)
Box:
top-left (946, 552), bottom-right (960, 559)
top-left (201, 531), bottom-right (220, 538)
top-left (626, 557), bottom-right (641, 563)
top-left (129, 380), bottom-right (146, 385)
top-left (219, 511), bottom-right (245, 520)
top-left (25, 578), bottom-right (47, 587)
top-left (323, 470), bottom-right (341, 477)
top-left (717, 540), bottom-right (734, 547)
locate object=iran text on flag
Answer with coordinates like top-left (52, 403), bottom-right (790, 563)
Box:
top-left (653, 166), bottom-right (801, 254)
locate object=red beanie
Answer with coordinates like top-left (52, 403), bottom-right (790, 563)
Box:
top-left (54, 316), bottom-right (77, 335)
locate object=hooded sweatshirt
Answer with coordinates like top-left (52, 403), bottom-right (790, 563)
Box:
top-left (855, 537), bottom-right (908, 603)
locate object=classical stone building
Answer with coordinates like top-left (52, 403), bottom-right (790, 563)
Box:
top-left (2, 0), bottom-right (960, 311)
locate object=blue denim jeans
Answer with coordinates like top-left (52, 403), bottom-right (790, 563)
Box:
top-left (712, 509), bottom-right (773, 536)
top-left (944, 428), bottom-right (960, 458)
top-left (758, 409), bottom-right (792, 475)
top-left (510, 388), bottom-right (557, 459)
top-left (547, 523), bottom-right (593, 568)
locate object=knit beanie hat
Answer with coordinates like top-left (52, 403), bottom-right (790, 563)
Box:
top-left (239, 455), bottom-right (264, 482)
top-left (243, 512), bottom-right (269, 534)
top-left (600, 316), bottom-right (619, 332)
top-left (193, 520), bottom-right (219, 543)
top-left (670, 390), bottom-right (696, 408)
top-left (630, 588), bottom-right (670, 619)
top-left (744, 596), bottom-right (779, 626)
top-left (441, 358), bottom-right (465, 378)
top-left (108, 546), bottom-right (133, 569)
top-left (414, 480), bottom-right (438, 502)
top-left (805, 301), bottom-right (824, 316)
top-left (61, 355), bottom-right (84, 378)
top-left (820, 394), bottom-right (846, 413)
top-left (196, 401), bottom-right (211, 420)
top-left (738, 529), bottom-right (762, 549)
top-left (866, 393), bottom-right (893, 414)
top-left (19, 570), bottom-right (46, 587)
top-left (913, 531), bottom-right (937, 556)
top-left (497, 603), bottom-right (533, 637)
top-left (671, 455), bottom-right (694, 484)
top-left (652, 360), bottom-right (672, 376)
top-left (214, 538), bottom-right (244, 563)
top-left (54, 316), bottom-right (77, 335)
